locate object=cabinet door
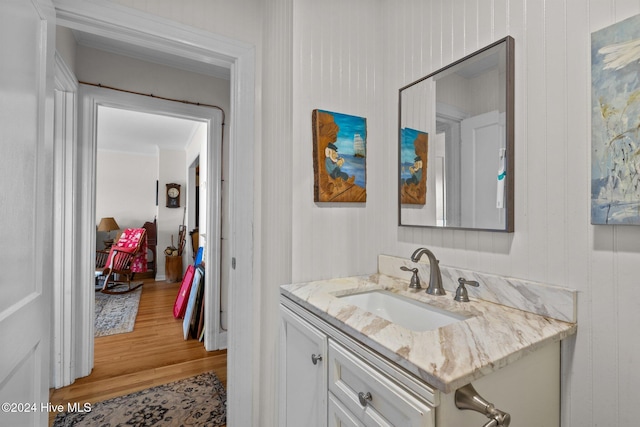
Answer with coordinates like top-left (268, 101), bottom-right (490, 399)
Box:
top-left (329, 340), bottom-right (434, 427)
top-left (280, 305), bottom-right (328, 427)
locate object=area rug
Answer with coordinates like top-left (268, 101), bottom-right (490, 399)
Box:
top-left (52, 371), bottom-right (226, 427)
top-left (94, 286), bottom-right (142, 337)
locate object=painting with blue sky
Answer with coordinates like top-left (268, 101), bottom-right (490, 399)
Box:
top-left (592, 14), bottom-right (640, 224)
top-left (400, 127), bottom-right (424, 179)
top-left (400, 127), bottom-right (428, 204)
top-left (318, 109), bottom-right (367, 188)
top-left (312, 109), bottom-right (367, 202)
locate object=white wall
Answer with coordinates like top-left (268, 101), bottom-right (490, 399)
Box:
top-left (55, 25), bottom-right (76, 72)
top-left (291, 0), bottom-right (386, 281)
top-left (283, 1), bottom-right (640, 426)
top-left (75, 45), bottom-right (230, 110)
top-left (74, 43), bottom-right (232, 278)
top-left (95, 150), bottom-right (158, 229)
top-left (382, 1), bottom-right (640, 427)
top-left (261, 0), bottom-right (292, 424)
top-left (83, 1), bottom-right (640, 426)
top-left (96, 146), bottom-right (188, 279)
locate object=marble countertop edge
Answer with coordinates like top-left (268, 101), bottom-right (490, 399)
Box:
top-left (280, 273), bottom-right (577, 394)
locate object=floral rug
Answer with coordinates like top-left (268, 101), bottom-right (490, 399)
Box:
top-left (94, 286), bottom-right (142, 337)
top-left (52, 371), bottom-right (226, 427)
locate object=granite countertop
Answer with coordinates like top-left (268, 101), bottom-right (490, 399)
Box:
top-left (280, 273), bottom-right (577, 394)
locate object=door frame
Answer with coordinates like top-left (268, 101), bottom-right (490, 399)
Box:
top-left (79, 84), bottom-right (225, 352)
top-left (51, 52), bottom-right (78, 389)
top-left (53, 1), bottom-right (256, 425)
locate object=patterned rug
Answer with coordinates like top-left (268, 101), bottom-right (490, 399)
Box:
top-left (52, 371), bottom-right (226, 427)
top-left (94, 286), bottom-right (142, 337)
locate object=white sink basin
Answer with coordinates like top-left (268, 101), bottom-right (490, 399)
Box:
top-left (339, 290), bottom-right (467, 331)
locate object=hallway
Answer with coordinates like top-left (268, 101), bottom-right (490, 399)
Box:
top-left (49, 280), bottom-right (227, 425)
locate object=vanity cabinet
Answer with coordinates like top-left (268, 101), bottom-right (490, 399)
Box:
top-left (280, 305), bottom-right (328, 427)
top-left (281, 300), bottom-right (435, 427)
top-left (328, 340), bottom-right (433, 426)
top-left (281, 294), bottom-right (563, 427)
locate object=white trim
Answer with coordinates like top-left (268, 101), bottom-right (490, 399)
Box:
top-left (52, 52), bottom-right (78, 388)
top-left (54, 0), bottom-right (244, 68)
top-left (199, 102), bottom-right (225, 351)
top-left (54, 52), bottom-right (78, 91)
top-left (53, 2), bottom-right (256, 425)
top-left (79, 84), bottom-right (225, 352)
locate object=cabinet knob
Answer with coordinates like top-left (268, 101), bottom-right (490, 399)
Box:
top-left (358, 391), bottom-right (372, 406)
top-left (311, 354), bottom-right (323, 365)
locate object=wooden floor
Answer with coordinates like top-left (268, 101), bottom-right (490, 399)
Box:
top-left (48, 279), bottom-right (227, 426)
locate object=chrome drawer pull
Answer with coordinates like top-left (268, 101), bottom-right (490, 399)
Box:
top-left (311, 354), bottom-right (323, 365)
top-left (358, 391), bottom-right (372, 406)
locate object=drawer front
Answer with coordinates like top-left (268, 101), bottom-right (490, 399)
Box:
top-left (329, 393), bottom-right (365, 427)
top-left (328, 340), bottom-right (434, 427)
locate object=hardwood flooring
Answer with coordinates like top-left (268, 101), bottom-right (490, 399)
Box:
top-left (48, 280), bottom-right (227, 426)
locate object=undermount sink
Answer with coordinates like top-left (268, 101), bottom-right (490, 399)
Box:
top-left (338, 290), bottom-right (467, 331)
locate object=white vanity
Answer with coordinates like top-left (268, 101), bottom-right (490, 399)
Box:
top-left (279, 255), bottom-right (577, 427)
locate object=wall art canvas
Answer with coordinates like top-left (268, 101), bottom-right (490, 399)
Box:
top-left (592, 14), bottom-right (640, 224)
top-left (400, 128), bottom-right (428, 205)
top-left (312, 109), bottom-right (367, 202)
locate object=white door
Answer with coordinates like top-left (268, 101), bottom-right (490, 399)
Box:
top-left (460, 110), bottom-right (506, 230)
top-left (0, 0), bottom-right (55, 425)
top-left (280, 305), bottom-right (328, 427)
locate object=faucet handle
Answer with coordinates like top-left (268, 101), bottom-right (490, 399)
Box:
top-left (454, 277), bottom-right (479, 302)
top-left (400, 266), bottom-right (422, 290)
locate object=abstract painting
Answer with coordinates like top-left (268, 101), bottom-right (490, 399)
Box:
top-left (592, 14), bottom-right (640, 224)
top-left (400, 128), bottom-right (428, 205)
top-left (312, 109), bottom-right (367, 202)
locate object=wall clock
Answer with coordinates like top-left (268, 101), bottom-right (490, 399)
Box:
top-left (166, 183), bottom-right (181, 208)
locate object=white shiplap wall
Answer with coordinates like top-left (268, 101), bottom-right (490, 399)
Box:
top-left (261, 0), bottom-right (293, 425)
top-left (291, 0), bottom-right (387, 282)
top-left (108, 1), bottom-right (640, 426)
top-left (382, 1), bottom-right (640, 427)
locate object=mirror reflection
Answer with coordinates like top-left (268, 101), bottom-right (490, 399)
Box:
top-left (399, 36), bottom-right (514, 232)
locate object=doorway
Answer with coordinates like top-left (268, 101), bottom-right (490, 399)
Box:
top-left (53, 2), bottom-right (255, 425)
top-left (82, 84), bottom-right (225, 358)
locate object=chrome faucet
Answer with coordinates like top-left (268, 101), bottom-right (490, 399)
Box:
top-left (410, 248), bottom-right (446, 296)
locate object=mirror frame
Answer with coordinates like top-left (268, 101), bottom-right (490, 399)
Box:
top-left (398, 36), bottom-right (514, 232)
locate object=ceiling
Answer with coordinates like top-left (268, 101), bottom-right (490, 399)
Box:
top-left (97, 106), bottom-right (204, 155)
top-left (73, 29), bottom-right (227, 155)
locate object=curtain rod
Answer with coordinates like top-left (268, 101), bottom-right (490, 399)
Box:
top-left (78, 81), bottom-right (226, 125)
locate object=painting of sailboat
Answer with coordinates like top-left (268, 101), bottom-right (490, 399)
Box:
top-left (312, 109), bottom-right (367, 202)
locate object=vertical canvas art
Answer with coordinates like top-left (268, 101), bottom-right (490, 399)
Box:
top-left (400, 128), bottom-right (428, 205)
top-left (592, 14), bottom-right (640, 224)
top-left (312, 109), bottom-right (367, 202)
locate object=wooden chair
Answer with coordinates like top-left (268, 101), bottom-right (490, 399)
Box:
top-left (189, 228), bottom-right (199, 261)
top-left (142, 219), bottom-right (157, 279)
top-left (96, 228), bottom-right (148, 294)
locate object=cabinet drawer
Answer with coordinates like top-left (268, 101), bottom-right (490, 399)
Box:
top-left (329, 393), bottom-right (365, 427)
top-left (328, 340), bottom-right (434, 427)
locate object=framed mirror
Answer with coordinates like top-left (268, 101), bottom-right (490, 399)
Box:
top-left (399, 36), bottom-right (514, 232)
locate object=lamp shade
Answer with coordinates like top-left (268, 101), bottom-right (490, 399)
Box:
top-left (97, 217), bottom-right (120, 232)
